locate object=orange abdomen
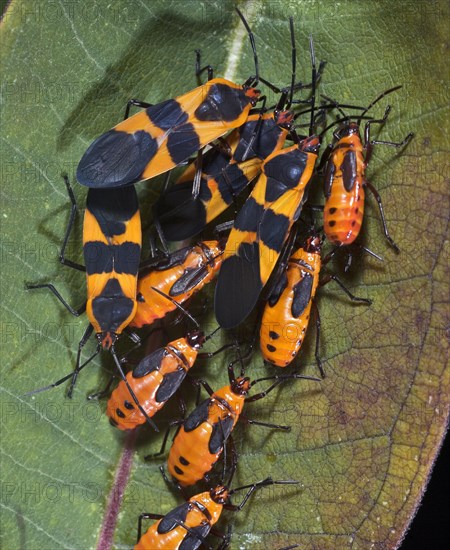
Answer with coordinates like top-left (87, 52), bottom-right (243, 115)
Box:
top-left (168, 387), bottom-right (244, 486)
top-left (108, 338), bottom-right (198, 430)
top-left (168, 424), bottom-right (218, 486)
top-left (131, 241), bottom-right (222, 328)
top-left (135, 524), bottom-right (187, 550)
top-left (107, 369), bottom-right (163, 430)
top-left (323, 135), bottom-right (366, 246)
top-left (261, 248), bottom-right (320, 366)
top-left (324, 181), bottom-right (365, 245)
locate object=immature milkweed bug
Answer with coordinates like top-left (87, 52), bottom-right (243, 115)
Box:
top-left (105, 289), bottom-right (236, 431)
top-left (130, 239), bottom-right (224, 329)
top-left (320, 87), bottom-right (414, 252)
top-left (76, 8), bottom-right (292, 190)
top-left (26, 177), bottom-right (158, 430)
top-left (147, 360), bottom-right (320, 487)
top-left (260, 226), bottom-right (372, 376)
top-left (135, 465), bottom-right (298, 550)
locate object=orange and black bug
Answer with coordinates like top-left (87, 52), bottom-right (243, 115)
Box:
top-left (76, 8), bottom-right (291, 190)
top-left (106, 290), bottom-right (236, 431)
top-left (214, 129), bottom-right (321, 329)
top-left (136, 466), bottom-right (298, 550)
top-left (153, 16), bottom-right (323, 242)
top-left (76, 76), bottom-right (261, 189)
top-left (26, 177), bottom-right (158, 430)
top-left (148, 362), bottom-right (319, 487)
top-left (214, 32), bottom-right (323, 329)
top-left (320, 87), bottom-right (413, 251)
top-left (130, 239), bottom-right (224, 329)
top-left (260, 228), bottom-right (372, 375)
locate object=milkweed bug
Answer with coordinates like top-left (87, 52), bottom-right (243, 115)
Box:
top-left (147, 360), bottom-right (320, 487)
top-left (153, 15), bottom-right (324, 242)
top-left (76, 8), bottom-right (295, 190)
top-left (214, 23), bottom-right (325, 330)
top-left (136, 466), bottom-right (298, 550)
top-left (130, 239), bottom-right (224, 329)
top-left (320, 87), bottom-right (414, 251)
top-left (214, 128), bottom-right (321, 330)
top-left (76, 77), bottom-right (261, 189)
top-left (26, 177), bottom-right (158, 430)
top-left (260, 227), bottom-right (372, 375)
top-left (106, 289), bottom-right (236, 431)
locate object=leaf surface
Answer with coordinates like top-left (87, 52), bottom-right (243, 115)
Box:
top-left (0, 1), bottom-right (448, 549)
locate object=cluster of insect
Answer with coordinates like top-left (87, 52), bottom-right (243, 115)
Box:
top-left (27, 9), bottom-right (413, 550)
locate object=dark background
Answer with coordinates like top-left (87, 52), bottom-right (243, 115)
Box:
top-left (400, 429), bottom-right (449, 549)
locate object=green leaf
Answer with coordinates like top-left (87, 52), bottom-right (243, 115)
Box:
top-left (1, 1), bottom-right (448, 549)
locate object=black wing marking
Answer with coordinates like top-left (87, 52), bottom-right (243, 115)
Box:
top-left (183, 398), bottom-right (211, 432)
top-left (91, 278), bottom-right (134, 332)
top-left (170, 266), bottom-right (209, 296)
top-left (132, 347), bottom-right (167, 378)
top-left (267, 271), bottom-right (289, 307)
top-left (157, 502), bottom-right (191, 534)
top-left (155, 368), bottom-right (187, 403)
top-left (155, 181), bottom-right (209, 241)
top-left (324, 158), bottom-right (335, 198)
top-left (86, 186), bottom-right (139, 237)
top-left (291, 274), bottom-right (313, 318)
top-left (208, 416), bottom-right (235, 454)
top-left (234, 116), bottom-right (282, 162)
top-left (342, 149), bottom-right (357, 192)
top-left (179, 521), bottom-right (212, 550)
top-left (214, 241), bottom-right (262, 329)
top-left (139, 247), bottom-right (191, 278)
top-left (77, 130), bottom-right (157, 188)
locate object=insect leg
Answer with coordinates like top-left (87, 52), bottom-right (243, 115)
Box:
top-left (68, 324), bottom-right (96, 397)
top-left (195, 49), bottom-right (214, 82)
top-left (144, 419), bottom-right (184, 459)
top-left (87, 374), bottom-right (116, 401)
top-left (241, 415), bottom-right (291, 431)
top-left (110, 346), bottom-right (159, 432)
top-left (123, 98), bottom-right (153, 120)
top-left (25, 283), bottom-right (86, 317)
top-left (227, 478), bottom-right (299, 510)
top-left (364, 180), bottom-right (400, 253)
top-left (59, 175), bottom-right (86, 272)
top-left (311, 300), bottom-right (325, 379)
top-left (320, 273), bottom-right (372, 304)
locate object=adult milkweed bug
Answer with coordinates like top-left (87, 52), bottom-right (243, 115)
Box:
top-left (320, 87), bottom-right (414, 251)
top-left (214, 24), bottom-right (324, 329)
top-left (106, 289), bottom-right (236, 431)
top-left (26, 177), bottom-right (158, 430)
top-left (76, 8), bottom-right (294, 190)
top-left (153, 16), bottom-right (324, 242)
top-left (214, 128), bottom-right (321, 330)
top-left (131, 239), bottom-right (224, 329)
top-left (135, 465), bottom-right (298, 550)
top-left (147, 360), bottom-right (320, 487)
top-left (260, 227), bottom-right (372, 375)
top-left (76, 76), bottom-right (261, 189)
